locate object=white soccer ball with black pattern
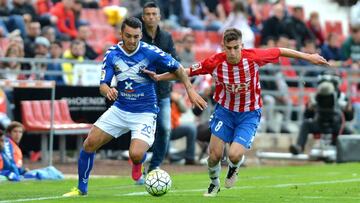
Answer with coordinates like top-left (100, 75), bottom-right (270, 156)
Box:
top-left (144, 169), bottom-right (172, 196)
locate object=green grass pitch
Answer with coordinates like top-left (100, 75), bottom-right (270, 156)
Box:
top-left (0, 163), bottom-right (360, 203)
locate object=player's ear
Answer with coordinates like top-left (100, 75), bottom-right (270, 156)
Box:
top-left (221, 42), bottom-right (225, 51)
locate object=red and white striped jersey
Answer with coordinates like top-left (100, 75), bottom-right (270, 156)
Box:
top-left (190, 48), bottom-right (281, 112)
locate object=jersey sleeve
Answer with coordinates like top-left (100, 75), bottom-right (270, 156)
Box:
top-left (150, 45), bottom-right (180, 72)
top-left (100, 49), bottom-right (116, 85)
top-left (251, 48), bottom-right (281, 66)
top-left (189, 53), bottom-right (220, 76)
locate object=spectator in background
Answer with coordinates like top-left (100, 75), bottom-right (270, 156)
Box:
top-left (168, 91), bottom-right (197, 165)
top-left (307, 11), bottom-right (325, 47)
top-left (181, 0), bottom-right (206, 30)
top-left (34, 0), bottom-right (58, 27)
top-left (35, 0), bottom-right (53, 16)
top-left (0, 0), bottom-right (27, 38)
top-left (219, 0), bottom-right (232, 17)
top-left (321, 33), bottom-right (343, 66)
top-left (62, 39), bottom-right (85, 85)
top-left (157, 0), bottom-right (183, 28)
top-left (50, 0), bottom-right (78, 39)
top-left (178, 34), bottom-right (195, 68)
top-left (181, 0), bottom-right (221, 31)
top-left (203, 0), bottom-right (226, 27)
top-left (77, 24), bottom-right (99, 60)
top-left (32, 36), bottom-right (50, 80)
top-left (260, 3), bottom-right (291, 45)
top-left (286, 6), bottom-right (314, 50)
top-left (10, 0), bottom-right (39, 24)
top-left (140, 2), bottom-right (178, 174)
top-left (0, 43), bottom-right (25, 80)
top-left (342, 26), bottom-right (360, 68)
top-left (219, 0), bottom-right (255, 48)
top-left (72, 0), bottom-right (86, 28)
top-left (9, 34), bottom-right (25, 51)
top-left (45, 40), bottom-right (65, 84)
top-left (41, 26), bottom-right (56, 43)
top-left (24, 21), bottom-right (41, 58)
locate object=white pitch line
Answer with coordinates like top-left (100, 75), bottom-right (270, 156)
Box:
top-left (302, 196), bottom-right (360, 200)
top-left (116, 178), bottom-right (360, 196)
top-left (2, 178), bottom-right (360, 202)
top-left (0, 196), bottom-right (65, 203)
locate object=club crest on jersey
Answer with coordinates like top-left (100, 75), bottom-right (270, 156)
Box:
top-left (114, 64), bottom-right (121, 72)
top-left (192, 63), bottom-right (201, 71)
top-left (125, 81), bottom-right (134, 93)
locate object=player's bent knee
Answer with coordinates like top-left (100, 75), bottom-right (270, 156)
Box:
top-left (209, 151), bottom-right (222, 164)
top-left (83, 138), bottom-right (98, 153)
top-left (228, 153), bottom-right (243, 164)
top-left (129, 151), bottom-right (143, 164)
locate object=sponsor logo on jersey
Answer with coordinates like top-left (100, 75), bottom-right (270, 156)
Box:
top-left (224, 82), bottom-right (250, 93)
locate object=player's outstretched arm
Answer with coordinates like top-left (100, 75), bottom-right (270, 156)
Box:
top-left (174, 66), bottom-right (207, 110)
top-left (100, 83), bottom-right (118, 101)
top-left (279, 48), bottom-right (330, 66)
top-left (142, 68), bottom-right (190, 81)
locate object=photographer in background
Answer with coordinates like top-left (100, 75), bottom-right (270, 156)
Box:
top-left (290, 72), bottom-right (354, 155)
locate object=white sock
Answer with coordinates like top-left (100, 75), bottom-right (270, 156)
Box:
top-left (228, 155), bottom-right (245, 168)
top-left (208, 162), bottom-right (221, 186)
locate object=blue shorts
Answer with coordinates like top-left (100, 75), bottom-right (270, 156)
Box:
top-left (209, 104), bottom-right (261, 149)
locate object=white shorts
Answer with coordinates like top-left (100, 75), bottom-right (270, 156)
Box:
top-left (94, 106), bottom-right (157, 146)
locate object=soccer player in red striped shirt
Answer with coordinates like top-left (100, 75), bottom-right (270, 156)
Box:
top-left (143, 28), bottom-right (329, 197)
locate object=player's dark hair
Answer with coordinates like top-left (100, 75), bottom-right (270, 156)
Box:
top-left (223, 28), bottom-right (242, 43)
top-left (121, 17), bottom-right (142, 31)
top-left (143, 1), bottom-right (159, 11)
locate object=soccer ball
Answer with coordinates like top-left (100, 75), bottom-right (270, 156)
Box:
top-left (144, 169), bottom-right (172, 196)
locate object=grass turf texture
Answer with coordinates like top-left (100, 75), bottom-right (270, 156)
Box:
top-left (0, 163), bottom-right (360, 203)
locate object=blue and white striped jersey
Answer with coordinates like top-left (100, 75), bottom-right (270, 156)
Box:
top-left (100, 41), bottom-right (180, 113)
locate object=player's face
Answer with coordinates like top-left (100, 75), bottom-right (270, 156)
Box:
top-left (142, 7), bottom-right (161, 28)
top-left (223, 39), bottom-right (243, 64)
top-left (10, 127), bottom-right (23, 144)
top-left (121, 25), bottom-right (142, 53)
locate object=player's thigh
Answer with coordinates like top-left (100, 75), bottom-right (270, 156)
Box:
top-left (93, 106), bottom-right (130, 138)
top-left (83, 125), bottom-right (113, 152)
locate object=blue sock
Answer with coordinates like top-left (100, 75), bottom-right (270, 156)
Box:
top-left (78, 149), bottom-right (94, 194)
top-left (141, 153), bottom-right (147, 164)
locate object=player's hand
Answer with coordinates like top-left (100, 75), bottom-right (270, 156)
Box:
top-left (141, 69), bottom-right (159, 81)
top-left (187, 88), bottom-right (207, 110)
top-left (106, 87), bottom-right (118, 101)
top-left (307, 54), bottom-right (330, 66)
